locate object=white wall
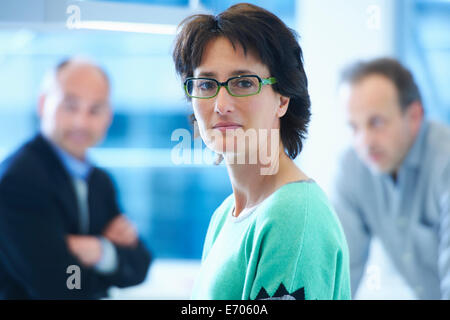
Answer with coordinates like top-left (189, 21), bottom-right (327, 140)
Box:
top-left (295, 0), bottom-right (395, 194)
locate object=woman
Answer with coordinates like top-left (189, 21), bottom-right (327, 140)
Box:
top-left (173, 3), bottom-right (351, 300)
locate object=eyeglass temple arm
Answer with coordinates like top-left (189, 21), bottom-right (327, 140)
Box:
top-left (262, 77), bottom-right (277, 85)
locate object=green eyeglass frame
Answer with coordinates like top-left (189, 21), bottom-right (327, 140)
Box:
top-left (183, 74), bottom-right (277, 99)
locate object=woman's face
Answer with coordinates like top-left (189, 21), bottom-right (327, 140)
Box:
top-left (192, 37), bottom-right (289, 162)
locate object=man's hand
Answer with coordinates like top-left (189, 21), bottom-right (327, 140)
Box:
top-left (103, 215), bottom-right (138, 247)
top-left (66, 235), bottom-right (102, 267)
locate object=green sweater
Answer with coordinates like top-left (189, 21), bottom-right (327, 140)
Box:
top-left (191, 180), bottom-right (351, 300)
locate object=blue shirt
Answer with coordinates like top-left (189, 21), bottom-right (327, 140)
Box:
top-left (51, 142), bottom-right (92, 181)
top-left (46, 137), bottom-right (118, 274)
top-left (331, 120), bottom-right (450, 299)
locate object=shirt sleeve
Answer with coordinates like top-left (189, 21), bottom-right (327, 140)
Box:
top-left (438, 163), bottom-right (450, 299)
top-left (94, 237), bottom-right (119, 274)
top-left (330, 151), bottom-right (371, 297)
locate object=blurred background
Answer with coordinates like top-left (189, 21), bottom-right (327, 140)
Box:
top-left (0, 0), bottom-right (449, 299)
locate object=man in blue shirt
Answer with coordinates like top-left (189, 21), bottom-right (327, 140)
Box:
top-left (332, 57), bottom-right (450, 299)
top-left (0, 58), bottom-right (151, 299)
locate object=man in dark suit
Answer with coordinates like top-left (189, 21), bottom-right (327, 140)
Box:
top-left (0, 58), bottom-right (152, 299)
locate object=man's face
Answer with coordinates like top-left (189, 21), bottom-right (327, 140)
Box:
top-left (39, 63), bottom-right (111, 160)
top-left (341, 74), bottom-right (419, 174)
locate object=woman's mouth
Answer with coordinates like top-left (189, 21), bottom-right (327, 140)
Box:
top-left (212, 122), bottom-right (243, 132)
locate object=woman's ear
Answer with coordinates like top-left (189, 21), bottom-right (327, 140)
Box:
top-left (277, 95), bottom-right (290, 118)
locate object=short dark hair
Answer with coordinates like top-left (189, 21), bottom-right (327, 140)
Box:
top-left (172, 3), bottom-right (311, 159)
top-left (341, 57), bottom-right (422, 111)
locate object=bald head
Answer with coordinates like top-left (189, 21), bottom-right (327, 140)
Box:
top-left (41, 58), bottom-right (110, 94)
top-left (38, 58), bottom-right (112, 160)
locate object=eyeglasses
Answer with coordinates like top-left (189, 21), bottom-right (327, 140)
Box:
top-left (184, 75), bottom-right (277, 99)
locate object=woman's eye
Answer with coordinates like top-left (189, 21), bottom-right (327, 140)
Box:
top-left (197, 81), bottom-right (216, 91)
top-left (236, 79), bottom-right (254, 88)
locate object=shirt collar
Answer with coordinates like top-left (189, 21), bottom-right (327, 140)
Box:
top-left (402, 120), bottom-right (429, 169)
top-left (44, 136), bottom-right (92, 181)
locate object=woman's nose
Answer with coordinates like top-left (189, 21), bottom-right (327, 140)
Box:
top-left (214, 86), bottom-right (235, 115)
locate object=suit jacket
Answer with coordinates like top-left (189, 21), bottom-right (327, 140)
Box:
top-left (0, 134), bottom-right (152, 299)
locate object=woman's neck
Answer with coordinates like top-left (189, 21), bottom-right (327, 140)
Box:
top-left (225, 148), bottom-right (308, 217)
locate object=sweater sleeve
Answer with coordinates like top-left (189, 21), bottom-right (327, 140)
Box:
top-left (247, 210), bottom-right (307, 300)
top-left (247, 183), bottom-right (351, 300)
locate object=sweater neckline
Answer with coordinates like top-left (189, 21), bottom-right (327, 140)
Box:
top-left (229, 178), bottom-right (315, 223)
